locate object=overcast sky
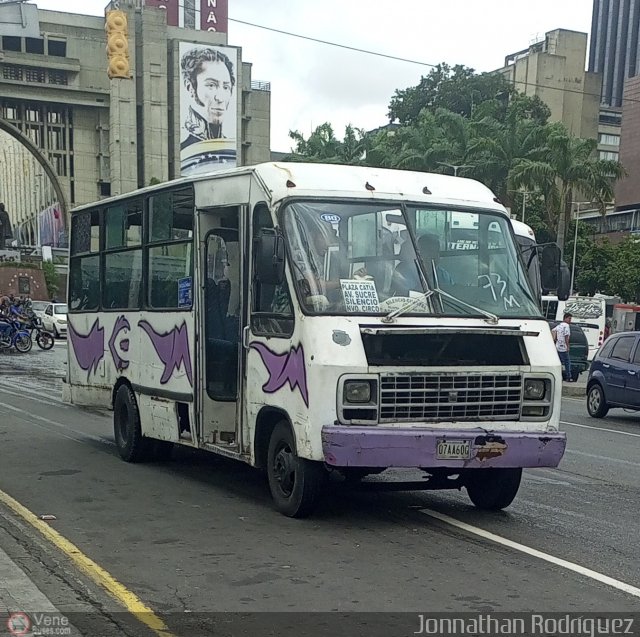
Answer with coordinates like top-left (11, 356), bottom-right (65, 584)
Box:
top-left (31, 0), bottom-right (593, 152)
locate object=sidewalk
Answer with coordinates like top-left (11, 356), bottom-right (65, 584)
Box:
top-left (0, 538), bottom-right (78, 636)
top-left (562, 373), bottom-right (587, 398)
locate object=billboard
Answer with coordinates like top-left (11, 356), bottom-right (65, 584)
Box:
top-left (179, 42), bottom-right (238, 176)
top-left (145, 0), bottom-right (228, 32)
top-left (39, 203), bottom-right (67, 248)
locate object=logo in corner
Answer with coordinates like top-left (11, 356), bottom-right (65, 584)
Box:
top-left (7, 612), bottom-right (31, 636)
top-left (250, 342), bottom-right (309, 407)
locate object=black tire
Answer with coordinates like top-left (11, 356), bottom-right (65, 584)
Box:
top-left (466, 468), bottom-right (522, 511)
top-left (267, 421), bottom-right (326, 518)
top-left (14, 334), bottom-right (32, 353)
top-left (53, 325), bottom-right (60, 339)
top-left (587, 383), bottom-right (609, 418)
top-left (36, 332), bottom-right (55, 350)
top-left (113, 384), bottom-right (152, 462)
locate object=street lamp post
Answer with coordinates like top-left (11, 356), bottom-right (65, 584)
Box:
top-left (570, 201), bottom-right (590, 296)
top-left (437, 162), bottom-right (474, 177)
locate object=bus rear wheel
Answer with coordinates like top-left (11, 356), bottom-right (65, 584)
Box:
top-left (267, 421), bottom-right (326, 518)
top-left (465, 468), bottom-right (522, 511)
top-left (113, 384), bottom-right (152, 462)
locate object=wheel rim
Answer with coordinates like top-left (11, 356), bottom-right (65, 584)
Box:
top-left (273, 441), bottom-right (296, 497)
top-left (588, 388), bottom-right (601, 413)
top-left (38, 333), bottom-right (53, 349)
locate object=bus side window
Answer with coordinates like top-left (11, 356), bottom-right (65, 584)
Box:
top-left (251, 204), bottom-right (294, 337)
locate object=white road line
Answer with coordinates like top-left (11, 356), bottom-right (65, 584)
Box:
top-left (421, 509), bottom-right (640, 600)
top-left (561, 420), bottom-right (640, 438)
top-left (566, 449), bottom-right (640, 467)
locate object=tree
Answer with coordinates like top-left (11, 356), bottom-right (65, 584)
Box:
top-left (607, 238), bottom-right (640, 302)
top-left (286, 123), bottom-right (368, 164)
top-left (388, 63), bottom-right (513, 124)
top-left (42, 260), bottom-right (59, 299)
top-left (575, 238), bottom-right (614, 296)
top-left (509, 122), bottom-right (625, 251)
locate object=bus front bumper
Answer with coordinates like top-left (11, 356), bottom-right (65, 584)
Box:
top-left (321, 426), bottom-right (566, 469)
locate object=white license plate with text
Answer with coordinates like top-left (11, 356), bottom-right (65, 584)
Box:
top-left (436, 439), bottom-right (471, 460)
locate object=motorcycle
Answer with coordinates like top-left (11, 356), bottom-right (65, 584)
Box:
top-left (0, 318), bottom-right (33, 353)
top-left (24, 315), bottom-right (55, 351)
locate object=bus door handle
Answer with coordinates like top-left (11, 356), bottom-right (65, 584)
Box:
top-left (602, 364), bottom-right (610, 368)
top-left (628, 370), bottom-right (636, 375)
top-left (242, 326), bottom-right (250, 350)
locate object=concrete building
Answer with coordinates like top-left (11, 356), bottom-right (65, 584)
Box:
top-left (0, 0), bottom-right (271, 247)
top-left (497, 29), bottom-right (601, 141)
top-left (589, 0), bottom-right (640, 109)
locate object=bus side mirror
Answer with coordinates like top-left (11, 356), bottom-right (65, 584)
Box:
top-left (256, 229), bottom-right (285, 285)
top-left (540, 244), bottom-right (561, 291)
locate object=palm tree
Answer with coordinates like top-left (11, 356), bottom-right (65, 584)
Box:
top-left (510, 123), bottom-right (625, 252)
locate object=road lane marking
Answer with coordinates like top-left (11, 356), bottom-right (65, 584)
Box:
top-left (561, 420), bottom-right (640, 438)
top-left (566, 449), bottom-right (640, 467)
top-left (0, 488), bottom-right (174, 636)
top-left (420, 509), bottom-right (640, 600)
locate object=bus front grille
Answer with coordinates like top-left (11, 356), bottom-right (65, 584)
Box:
top-left (379, 373), bottom-right (522, 423)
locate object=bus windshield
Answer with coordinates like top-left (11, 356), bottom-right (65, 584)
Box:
top-left (282, 201), bottom-right (541, 318)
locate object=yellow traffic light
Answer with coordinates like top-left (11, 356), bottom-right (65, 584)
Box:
top-left (105, 10), bottom-right (130, 79)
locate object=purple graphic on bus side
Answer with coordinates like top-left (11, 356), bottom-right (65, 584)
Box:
top-left (108, 315), bottom-right (131, 372)
top-left (68, 319), bottom-right (104, 378)
top-left (139, 320), bottom-right (193, 386)
top-left (250, 342), bottom-right (309, 407)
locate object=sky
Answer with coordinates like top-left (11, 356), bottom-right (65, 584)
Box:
top-left (30, 0), bottom-right (593, 152)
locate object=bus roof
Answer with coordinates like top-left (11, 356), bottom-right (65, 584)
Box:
top-left (70, 162), bottom-right (508, 215)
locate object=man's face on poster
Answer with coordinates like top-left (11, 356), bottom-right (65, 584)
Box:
top-left (191, 60), bottom-right (233, 128)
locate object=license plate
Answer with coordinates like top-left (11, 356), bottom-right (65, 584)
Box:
top-left (436, 439), bottom-right (471, 460)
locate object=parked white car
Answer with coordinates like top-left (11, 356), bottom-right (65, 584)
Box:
top-left (30, 301), bottom-right (49, 318)
top-left (42, 303), bottom-right (68, 338)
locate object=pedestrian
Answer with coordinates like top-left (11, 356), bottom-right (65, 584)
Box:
top-left (552, 312), bottom-right (573, 382)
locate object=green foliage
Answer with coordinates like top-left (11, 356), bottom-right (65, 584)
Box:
top-left (149, 177), bottom-right (162, 186)
top-left (285, 124), bottom-right (369, 165)
top-left (606, 238), bottom-right (640, 302)
top-left (41, 260), bottom-right (59, 299)
top-left (575, 239), bottom-right (614, 296)
top-left (0, 261), bottom-right (38, 269)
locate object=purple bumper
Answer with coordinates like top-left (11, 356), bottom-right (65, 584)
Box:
top-left (321, 426), bottom-right (566, 469)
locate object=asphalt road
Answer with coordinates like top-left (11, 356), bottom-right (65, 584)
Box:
top-left (0, 344), bottom-right (639, 635)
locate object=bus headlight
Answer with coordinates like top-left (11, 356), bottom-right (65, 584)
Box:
top-left (344, 380), bottom-right (372, 404)
top-left (524, 378), bottom-right (546, 400)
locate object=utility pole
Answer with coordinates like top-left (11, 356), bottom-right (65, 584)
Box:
top-left (570, 201), bottom-right (590, 296)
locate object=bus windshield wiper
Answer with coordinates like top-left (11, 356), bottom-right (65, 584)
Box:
top-left (434, 287), bottom-right (499, 325)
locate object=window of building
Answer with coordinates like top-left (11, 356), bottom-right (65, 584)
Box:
top-left (48, 70), bottom-right (67, 85)
top-left (25, 68), bottom-right (45, 83)
top-left (599, 150), bottom-right (619, 161)
top-left (47, 39), bottom-right (66, 57)
top-left (25, 38), bottom-right (44, 54)
top-left (105, 200), bottom-right (142, 249)
top-left (2, 65), bottom-right (23, 81)
top-left (99, 182), bottom-right (111, 198)
top-left (599, 113), bottom-right (622, 127)
top-left (103, 250), bottom-right (143, 310)
top-left (2, 36), bottom-right (21, 52)
top-left (599, 133), bottom-right (620, 146)
top-left (2, 104), bottom-right (18, 120)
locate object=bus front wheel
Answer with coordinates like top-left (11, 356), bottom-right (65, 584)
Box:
top-left (113, 384), bottom-right (152, 463)
top-left (465, 468), bottom-right (522, 511)
top-left (267, 421), bottom-right (326, 518)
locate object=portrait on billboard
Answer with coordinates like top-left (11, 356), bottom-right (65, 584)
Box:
top-left (179, 42), bottom-right (238, 176)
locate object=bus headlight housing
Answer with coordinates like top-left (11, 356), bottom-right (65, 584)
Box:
top-left (524, 378), bottom-right (546, 400)
top-left (344, 380), bottom-right (372, 404)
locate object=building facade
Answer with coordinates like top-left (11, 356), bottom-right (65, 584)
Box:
top-left (0, 0), bottom-right (271, 247)
top-left (497, 29), bottom-right (601, 141)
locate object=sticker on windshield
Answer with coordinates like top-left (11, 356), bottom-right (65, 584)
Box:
top-left (320, 213), bottom-right (341, 223)
top-left (340, 279), bottom-right (380, 313)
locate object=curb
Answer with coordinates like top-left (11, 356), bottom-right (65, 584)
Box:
top-left (562, 384), bottom-right (586, 398)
